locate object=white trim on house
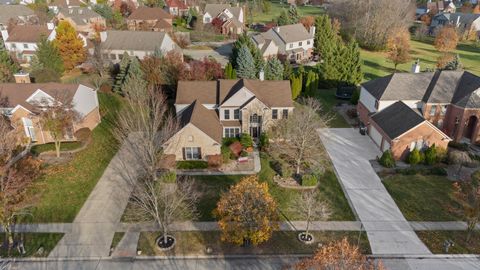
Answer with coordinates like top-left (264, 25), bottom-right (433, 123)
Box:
top-left (11, 104), bottom-right (33, 114)
top-left (25, 89), bottom-right (55, 105)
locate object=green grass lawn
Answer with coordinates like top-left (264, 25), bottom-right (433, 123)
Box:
top-left (0, 233), bottom-right (63, 257)
top-left (416, 231), bottom-right (480, 254)
top-left (382, 174), bottom-right (462, 221)
top-left (30, 142), bottom-right (83, 156)
top-left (137, 230), bottom-right (370, 256)
top-left (25, 92), bottom-right (123, 223)
top-left (361, 39), bottom-right (480, 81)
top-left (251, 2), bottom-right (325, 24)
top-left (310, 89), bottom-right (351, 128)
top-left (194, 154), bottom-right (355, 221)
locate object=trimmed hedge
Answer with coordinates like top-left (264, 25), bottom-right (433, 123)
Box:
top-left (395, 166), bottom-right (447, 176)
top-left (176, 160), bottom-right (208, 169)
top-left (448, 141), bottom-right (469, 152)
top-left (379, 150), bottom-right (395, 168)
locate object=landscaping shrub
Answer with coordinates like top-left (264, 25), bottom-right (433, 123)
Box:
top-left (240, 133), bottom-right (253, 148)
top-left (229, 141), bottom-right (243, 157)
top-left (379, 150), bottom-right (395, 168)
top-left (222, 137), bottom-right (239, 147)
top-left (301, 174), bottom-right (318, 186)
top-left (281, 163), bottom-right (292, 178)
top-left (176, 160), bottom-right (208, 169)
top-left (396, 168), bottom-right (419, 175)
top-left (221, 145), bottom-right (233, 162)
top-left (207, 154), bottom-right (223, 168)
top-left (161, 171), bottom-right (177, 183)
top-left (407, 149), bottom-right (423, 165)
top-left (240, 151), bottom-right (249, 157)
top-left (350, 88), bottom-right (360, 105)
top-left (448, 141), bottom-right (469, 151)
top-left (424, 144), bottom-right (437, 165)
top-left (259, 132), bottom-right (269, 150)
top-left (346, 108), bottom-right (357, 119)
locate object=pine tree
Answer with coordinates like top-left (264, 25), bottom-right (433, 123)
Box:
top-left (443, 54), bottom-right (463, 71)
top-left (225, 62), bottom-right (237, 79)
top-left (34, 36), bottom-right (64, 81)
top-left (283, 61), bottom-right (293, 80)
top-left (113, 52), bottom-right (131, 94)
top-left (236, 45), bottom-right (256, 79)
top-left (287, 5), bottom-right (300, 24)
top-left (0, 39), bottom-right (19, 82)
top-left (277, 9), bottom-right (290, 26)
top-left (264, 57), bottom-right (284, 80)
top-left (305, 70), bottom-right (319, 96)
top-left (53, 21), bottom-right (86, 71)
top-left (231, 35), bottom-right (264, 74)
top-left (346, 40), bottom-right (363, 85)
top-left (314, 15), bottom-right (339, 59)
top-left (290, 73), bottom-right (302, 99)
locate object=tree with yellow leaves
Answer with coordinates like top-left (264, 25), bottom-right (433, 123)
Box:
top-left (386, 27), bottom-right (411, 71)
top-left (54, 21), bottom-right (86, 71)
top-left (215, 175), bottom-right (278, 246)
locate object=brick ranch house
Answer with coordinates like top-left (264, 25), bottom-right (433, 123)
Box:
top-left (357, 70), bottom-right (480, 160)
top-left (163, 79), bottom-right (293, 161)
top-left (0, 75), bottom-right (100, 145)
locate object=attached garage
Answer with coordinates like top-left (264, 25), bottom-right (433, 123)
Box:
top-left (369, 125), bottom-right (383, 148)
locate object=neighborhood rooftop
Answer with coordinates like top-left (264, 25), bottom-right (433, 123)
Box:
top-left (204, 4), bottom-right (242, 19)
top-left (371, 101), bottom-right (425, 140)
top-left (59, 7), bottom-right (101, 25)
top-left (128, 6), bottom-right (172, 20)
top-left (6, 25), bottom-right (53, 42)
top-left (0, 4), bottom-right (34, 25)
top-left (101, 30), bottom-right (176, 52)
top-left (179, 100), bottom-right (223, 143)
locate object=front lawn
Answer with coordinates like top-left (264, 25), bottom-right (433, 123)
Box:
top-left (137, 231), bottom-right (370, 256)
top-left (25, 92), bottom-right (123, 223)
top-left (382, 174), bottom-right (462, 221)
top-left (361, 39), bottom-right (480, 81)
top-left (251, 2), bottom-right (325, 24)
top-left (0, 233), bottom-right (63, 257)
top-left (194, 154), bottom-right (355, 221)
top-left (30, 141), bottom-right (83, 156)
top-left (310, 89), bottom-right (351, 128)
top-left (416, 231), bottom-right (480, 254)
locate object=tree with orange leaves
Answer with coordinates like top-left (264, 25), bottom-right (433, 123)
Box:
top-left (215, 175), bottom-right (278, 246)
top-left (299, 16), bottom-right (315, 31)
top-left (53, 21), bottom-right (86, 71)
top-left (386, 27), bottom-right (411, 71)
top-left (474, 5), bottom-right (480, 14)
top-left (295, 238), bottom-right (385, 270)
top-left (434, 26), bottom-right (459, 53)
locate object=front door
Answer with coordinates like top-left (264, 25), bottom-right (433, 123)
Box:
top-left (250, 126), bottom-right (259, 139)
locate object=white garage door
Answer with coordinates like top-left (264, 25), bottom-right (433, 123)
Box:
top-left (382, 140), bottom-right (390, 152)
top-left (369, 126), bottom-right (383, 148)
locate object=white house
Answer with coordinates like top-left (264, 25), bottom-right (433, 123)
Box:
top-left (251, 24), bottom-right (315, 63)
top-left (96, 30), bottom-right (182, 63)
top-left (1, 23), bottom-right (56, 63)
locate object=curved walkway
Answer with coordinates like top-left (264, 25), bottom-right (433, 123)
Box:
top-left (318, 128), bottom-right (431, 255)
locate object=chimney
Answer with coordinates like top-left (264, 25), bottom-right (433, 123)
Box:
top-left (275, 26), bottom-right (280, 33)
top-left (100, 31), bottom-right (107, 42)
top-left (456, 15), bottom-right (460, 27)
top-left (309, 25), bottom-right (316, 37)
top-left (259, 69), bottom-right (265, 81)
top-left (411, 59), bottom-right (421, 73)
top-left (14, 72), bottom-right (31, 83)
top-left (47, 22), bottom-right (54, 30)
top-left (1, 29), bottom-right (8, 41)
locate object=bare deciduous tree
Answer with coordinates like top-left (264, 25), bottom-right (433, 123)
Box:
top-left (270, 97), bottom-right (332, 175)
top-left (329, 0), bottom-right (415, 50)
top-left (289, 190), bottom-right (330, 241)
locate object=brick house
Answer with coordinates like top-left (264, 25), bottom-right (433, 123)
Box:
top-left (0, 75), bottom-right (100, 145)
top-left (163, 79), bottom-right (294, 161)
top-left (126, 7), bottom-right (173, 32)
top-left (202, 4), bottom-right (244, 36)
top-left (357, 71), bottom-right (480, 160)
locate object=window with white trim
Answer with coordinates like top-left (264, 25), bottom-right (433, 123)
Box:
top-left (272, 109), bottom-right (278, 119)
top-left (224, 109), bottom-right (230, 120)
top-left (224, 127), bottom-right (240, 138)
top-left (440, 105), bottom-right (447, 115)
top-left (298, 41), bottom-right (302, 46)
top-left (429, 106), bottom-right (437, 116)
top-left (233, 109), bottom-right (240, 120)
top-left (282, 109), bottom-right (288, 119)
top-left (183, 147), bottom-right (201, 160)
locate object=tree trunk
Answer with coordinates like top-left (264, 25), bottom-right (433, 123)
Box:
top-left (466, 219), bottom-right (478, 243)
top-left (305, 216), bottom-right (310, 237)
top-left (55, 141), bottom-right (61, 158)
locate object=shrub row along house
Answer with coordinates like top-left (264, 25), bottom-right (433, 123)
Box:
top-left (163, 78), bottom-right (293, 161)
top-left (251, 23), bottom-right (315, 63)
top-left (358, 70), bottom-right (480, 160)
top-left (0, 74), bottom-right (100, 144)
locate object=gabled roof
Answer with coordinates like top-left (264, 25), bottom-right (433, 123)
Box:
top-left (6, 25), bottom-right (52, 43)
top-left (58, 7), bottom-right (102, 25)
top-left (204, 4), bottom-right (242, 19)
top-left (102, 30), bottom-right (178, 52)
top-left (128, 7), bottom-right (173, 20)
top-left (434, 12), bottom-right (480, 25)
top-left (0, 5), bottom-right (35, 25)
top-left (176, 81), bottom-right (217, 105)
top-left (270, 23), bottom-right (313, 43)
top-left (49, 0), bottom-right (83, 7)
top-left (178, 100), bottom-right (222, 143)
top-left (166, 0), bottom-right (188, 9)
top-left (371, 101), bottom-right (425, 140)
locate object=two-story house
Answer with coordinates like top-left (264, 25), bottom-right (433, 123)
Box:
top-left (126, 7), bottom-right (173, 32)
top-left (163, 78), bottom-right (294, 161)
top-left (95, 30), bottom-right (182, 63)
top-left (0, 74), bottom-right (100, 144)
top-left (57, 7), bottom-right (106, 37)
top-left (357, 70), bottom-right (480, 160)
top-left (431, 12), bottom-right (480, 38)
top-left (202, 4), bottom-right (244, 36)
top-left (1, 24), bottom-right (56, 63)
top-left (0, 5), bottom-right (38, 30)
top-left (251, 24), bottom-right (315, 63)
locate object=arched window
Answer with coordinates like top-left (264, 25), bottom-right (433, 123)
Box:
top-left (250, 113), bottom-right (258, 123)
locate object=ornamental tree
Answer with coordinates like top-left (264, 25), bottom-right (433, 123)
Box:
top-left (215, 175), bottom-right (278, 246)
top-left (434, 26), bottom-right (459, 53)
top-left (289, 190), bottom-right (330, 240)
top-left (54, 21), bottom-right (86, 71)
top-left (386, 27), bottom-right (411, 71)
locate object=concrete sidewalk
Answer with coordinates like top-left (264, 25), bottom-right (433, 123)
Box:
top-left (319, 128), bottom-right (431, 255)
top-left (48, 138), bottom-right (141, 258)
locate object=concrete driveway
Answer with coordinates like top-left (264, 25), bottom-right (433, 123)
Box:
top-left (319, 128), bottom-right (431, 255)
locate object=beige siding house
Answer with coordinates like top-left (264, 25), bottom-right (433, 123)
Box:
top-left (164, 79), bottom-right (294, 161)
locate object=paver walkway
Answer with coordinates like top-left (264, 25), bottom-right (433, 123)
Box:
top-left (319, 128), bottom-right (431, 255)
top-left (48, 138), bottom-right (141, 258)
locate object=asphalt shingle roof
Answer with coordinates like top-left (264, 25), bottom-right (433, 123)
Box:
top-left (371, 101), bottom-right (425, 140)
top-left (102, 30), bottom-right (177, 52)
top-left (0, 4), bottom-right (35, 25)
top-left (58, 7), bottom-right (102, 25)
top-left (178, 100), bottom-right (223, 143)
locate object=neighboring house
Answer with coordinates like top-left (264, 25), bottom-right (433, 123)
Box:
top-left (431, 12), bottom-right (480, 38)
top-left (126, 7), bottom-right (173, 32)
top-left (357, 70), bottom-right (480, 160)
top-left (0, 75), bottom-right (100, 145)
top-left (1, 24), bottom-right (56, 63)
top-left (202, 4), bottom-right (244, 36)
top-left (96, 30), bottom-right (181, 63)
top-left (57, 7), bottom-right (106, 37)
top-left (251, 23), bottom-right (315, 63)
top-left (0, 4), bottom-right (38, 30)
top-left (164, 78), bottom-right (293, 161)
top-left (48, 0), bottom-right (84, 14)
top-left (165, 0), bottom-right (189, 16)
